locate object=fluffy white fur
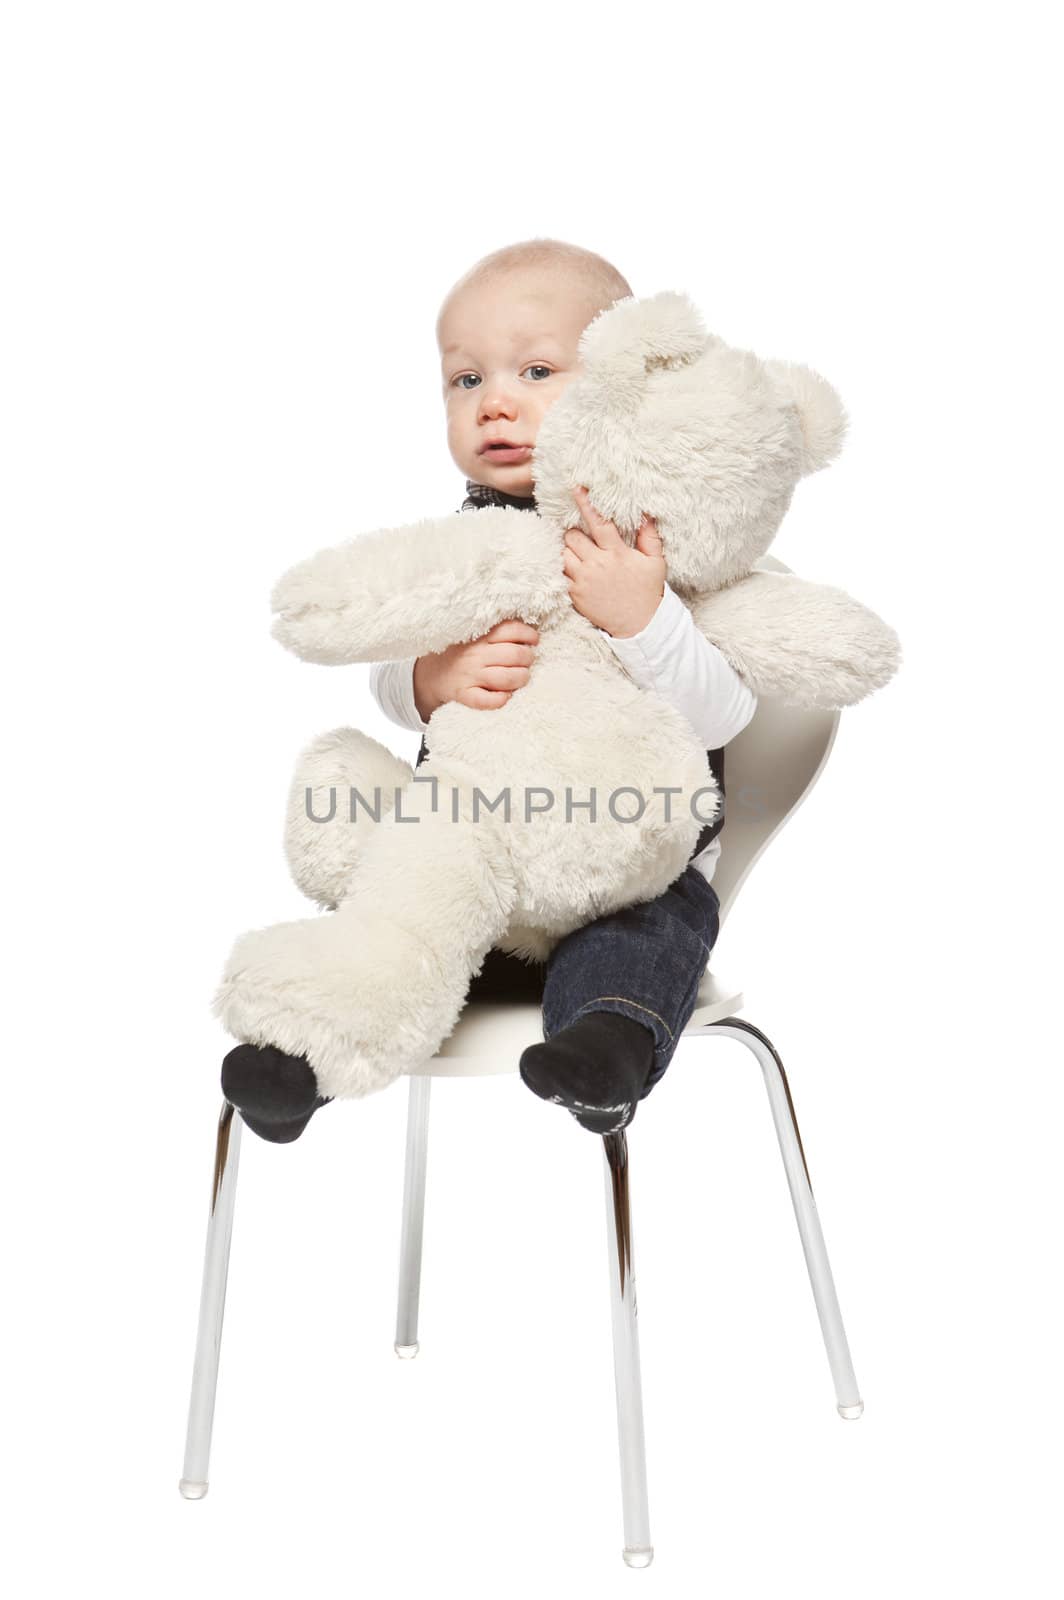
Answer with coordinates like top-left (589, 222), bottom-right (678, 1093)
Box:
top-left (214, 291), bottom-right (901, 1099)
top-left (284, 727), bottom-right (414, 909)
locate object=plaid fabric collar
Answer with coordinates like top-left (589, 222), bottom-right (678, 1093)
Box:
top-left (461, 478), bottom-right (538, 513)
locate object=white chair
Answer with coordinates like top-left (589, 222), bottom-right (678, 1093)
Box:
top-left (179, 554), bottom-right (863, 1568)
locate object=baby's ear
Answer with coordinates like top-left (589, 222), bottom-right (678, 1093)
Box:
top-left (764, 359), bottom-right (848, 474)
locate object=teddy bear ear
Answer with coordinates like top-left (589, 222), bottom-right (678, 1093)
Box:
top-left (577, 290), bottom-right (709, 382)
top-left (763, 359), bottom-right (848, 474)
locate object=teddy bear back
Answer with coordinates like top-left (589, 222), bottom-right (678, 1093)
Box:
top-left (531, 290), bottom-right (848, 594)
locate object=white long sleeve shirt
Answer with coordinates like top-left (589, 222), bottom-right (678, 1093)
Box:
top-left (368, 582), bottom-right (757, 886)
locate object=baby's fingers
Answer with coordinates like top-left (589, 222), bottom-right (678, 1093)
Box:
top-left (457, 685), bottom-right (511, 710)
top-left (635, 515), bottom-right (663, 552)
top-left (478, 664), bottom-right (531, 692)
top-left (483, 640), bottom-right (537, 668)
top-left (482, 618), bottom-right (540, 644)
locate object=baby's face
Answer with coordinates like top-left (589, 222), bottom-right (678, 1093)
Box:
top-left (438, 268), bottom-right (593, 497)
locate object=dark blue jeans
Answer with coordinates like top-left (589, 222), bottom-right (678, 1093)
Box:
top-left (465, 864), bottom-right (721, 1100)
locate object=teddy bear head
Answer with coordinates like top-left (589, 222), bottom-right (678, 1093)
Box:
top-left (531, 291), bottom-right (847, 593)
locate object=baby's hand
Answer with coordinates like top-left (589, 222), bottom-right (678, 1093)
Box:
top-left (563, 485), bottom-right (666, 638)
top-left (412, 619), bottom-right (540, 719)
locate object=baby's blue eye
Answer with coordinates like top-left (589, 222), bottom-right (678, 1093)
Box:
top-left (453, 366), bottom-right (552, 389)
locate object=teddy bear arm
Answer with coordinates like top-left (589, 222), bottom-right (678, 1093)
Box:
top-left (270, 505), bottom-right (566, 664)
top-left (687, 571), bottom-right (902, 709)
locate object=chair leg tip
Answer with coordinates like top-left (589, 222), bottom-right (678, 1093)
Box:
top-left (394, 1341), bottom-right (420, 1360)
top-left (622, 1547), bottom-right (654, 1568)
top-left (838, 1401), bottom-right (864, 1420)
top-left (179, 1479), bottom-right (209, 1499)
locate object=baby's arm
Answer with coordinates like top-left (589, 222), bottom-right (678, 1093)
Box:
top-left (562, 487), bottom-right (753, 740)
top-left (368, 620), bottom-right (540, 731)
top-left (368, 659), bottom-right (428, 734)
top-left (596, 582), bottom-right (758, 747)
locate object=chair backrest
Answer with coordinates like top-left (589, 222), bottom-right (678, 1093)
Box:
top-left (711, 553), bottom-right (841, 931)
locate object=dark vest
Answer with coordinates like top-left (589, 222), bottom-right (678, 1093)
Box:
top-left (413, 480), bottom-right (726, 864)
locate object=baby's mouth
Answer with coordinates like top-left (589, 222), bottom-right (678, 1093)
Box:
top-left (482, 443), bottom-right (532, 463)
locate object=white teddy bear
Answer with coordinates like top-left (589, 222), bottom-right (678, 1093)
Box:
top-left (213, 291), bottom-right (900, 1102)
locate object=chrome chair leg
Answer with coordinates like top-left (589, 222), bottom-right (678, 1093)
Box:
top-left (704, 1018), bottom-right (864, 1419)
top-left (179, 1099), bottom-right (244, 1499)
top-left (395, 1073), bottom-right (431, 1358)
top-left (602, 1130), bottom-right (654, 1569)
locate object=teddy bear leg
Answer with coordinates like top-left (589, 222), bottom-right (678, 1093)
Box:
top-left (284, 727), bottom-right (415, 908)
top-left (213, 782), bottom-right (517, 1102)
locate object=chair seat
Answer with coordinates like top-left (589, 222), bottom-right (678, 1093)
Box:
top-left (410, 968), bottom-right (744, 1077)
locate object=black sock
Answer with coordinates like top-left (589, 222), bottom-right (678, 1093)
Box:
top-left (519, 1011), bottom-right (656, 1134)
top-left (221, 1043), bottom-right (333, 1144)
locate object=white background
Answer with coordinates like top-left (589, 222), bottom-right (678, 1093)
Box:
top-left (2, 2), bottom-right (1060, 1594)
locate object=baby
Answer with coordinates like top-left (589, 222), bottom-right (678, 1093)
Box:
top-left (221, 238), bottom-right (757, 1142)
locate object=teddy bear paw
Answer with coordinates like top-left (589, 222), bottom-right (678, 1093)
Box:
top-left (212, 909), bottom-right (469, 1100)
